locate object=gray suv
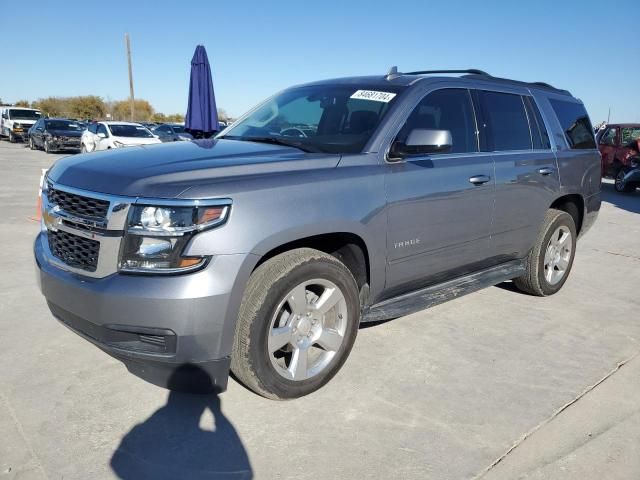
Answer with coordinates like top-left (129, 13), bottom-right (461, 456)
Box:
top-left (35, 68), bottom-right (601, 399)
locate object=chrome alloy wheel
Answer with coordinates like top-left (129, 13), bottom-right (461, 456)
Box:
top-left (268, 279), bottom-right (348, 381)
top-left (544, 226), bottom-right (573, 285)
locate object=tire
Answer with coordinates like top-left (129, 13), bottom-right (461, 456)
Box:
top-left (614, 168), bottom-right (636, 193)
top-left (8, 131), bottom-right (15, 143)
top-left (513, 209), bottom-right (577, 297)
top-left (29, 137), bottom-right (35, 150)
top-left (231, 248), bottom-right (360, 399)
top-left (44, 139), bottom-right (53, 154)
top-left (81, 143), bottom-right (87, 153)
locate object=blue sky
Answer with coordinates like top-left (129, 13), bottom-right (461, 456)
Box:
top-left (2, 0), bottom-right (638, 123)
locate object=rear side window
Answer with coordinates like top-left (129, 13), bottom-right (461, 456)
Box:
top-left (396, 88), bottom-right (478, 154)
top-left (523, 97), bottom-right (551, 149)
top-left (476, 91), bottom-right (532, 151)
top-left (549, 99), bottom-right (596, 149)
top-left (621, 127), bottom-right (640, 145)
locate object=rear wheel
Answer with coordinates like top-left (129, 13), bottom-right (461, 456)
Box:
top-left (231, 248), bottom-right (360, 399)
top-left (513, 209), bottom-right (577, 296)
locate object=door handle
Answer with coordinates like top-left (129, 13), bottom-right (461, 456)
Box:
top-left (469, 175), bottom-right (491, 185)
top-left (538, 167), bottom-right (555, 176)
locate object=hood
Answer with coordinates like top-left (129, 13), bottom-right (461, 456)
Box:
top-left (48, 129), bottom-right (83, 138)
top-left (48, 139), bottom-right (341, 198)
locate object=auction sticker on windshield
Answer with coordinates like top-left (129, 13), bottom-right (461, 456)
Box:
top-left (350, 90), bottom-right (397, 103)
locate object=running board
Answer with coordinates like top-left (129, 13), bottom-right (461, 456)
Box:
top-left (362, 260), bottom-right (525, 323)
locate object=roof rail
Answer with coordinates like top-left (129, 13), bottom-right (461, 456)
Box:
top-left (404, 69), bottom-right (491, 76)
top-left (463, 74), bottom-right (570, 95)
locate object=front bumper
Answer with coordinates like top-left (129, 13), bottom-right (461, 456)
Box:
top-left (35, 232), bottom-right (257, 392)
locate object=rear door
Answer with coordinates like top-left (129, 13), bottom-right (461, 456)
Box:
top-left (384, 88), bottom-right (495, 294)
top-left (473, 89), bottom-right (560, 261)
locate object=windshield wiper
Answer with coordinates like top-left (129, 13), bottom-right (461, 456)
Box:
top-left (220, 135), bottom-right (321, 153)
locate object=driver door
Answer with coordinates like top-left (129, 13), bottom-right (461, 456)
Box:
top-left (95, 124), bottom-right (110, 150)
top-left (384, 88), bottom-right (495, 295)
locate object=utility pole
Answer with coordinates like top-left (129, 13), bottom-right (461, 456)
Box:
top-left (125, 33), bottom-right (135, 121)
top-left (607, 107), bottom-right (611, 124)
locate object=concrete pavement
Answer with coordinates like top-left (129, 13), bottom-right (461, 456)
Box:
top-left (0, 140), bottom-right (639, 479)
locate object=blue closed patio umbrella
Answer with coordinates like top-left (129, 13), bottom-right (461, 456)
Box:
top-left (185, 45), bottom-right (219, 138)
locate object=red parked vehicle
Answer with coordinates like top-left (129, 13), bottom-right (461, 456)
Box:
top-left (598, 123), bottom-right (640, 177)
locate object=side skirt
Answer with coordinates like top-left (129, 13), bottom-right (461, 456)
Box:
top-left (362, 259), bottom-right (525, 323)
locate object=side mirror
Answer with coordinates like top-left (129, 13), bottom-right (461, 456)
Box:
top-left (389, 129), bottom-right (452, 160)
top-left (97, 132), bottom-right (107, 138)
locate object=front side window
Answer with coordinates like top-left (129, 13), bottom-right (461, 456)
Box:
top-left (220, 84), bottom-right (405, 154)
top-left (395, 88), bottom-right (478, 154)
top-left (108, 124), bottom-right (154, 138)
top-left (621, 127), bottom-right (640, 145)
top-left (600, 127), bottom-right (617, 146)
top-left (549, 99), bottom-right (596, 150)
top-left (97, 124), bottom-right (109, 137)
top-left (477, 91), bottom-right (532, 151)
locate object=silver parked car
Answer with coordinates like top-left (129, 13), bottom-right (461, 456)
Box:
top-left (35, 68), bottom-right (600, 399)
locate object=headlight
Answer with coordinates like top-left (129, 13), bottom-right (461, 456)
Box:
top-left (119, 201), bottom-right (231, 273)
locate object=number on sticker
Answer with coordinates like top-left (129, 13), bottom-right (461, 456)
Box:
top-left (350, 90), bottom-right (397, 103)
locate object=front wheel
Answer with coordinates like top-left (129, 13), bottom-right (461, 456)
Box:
top-left (44, 139), bottom-right (53, 154)
top-left (513, 209), bottom-right (577, 296)
top-left (231, 248), bottom-right (360, 399)
top-left (29, 137), bottom-right (36, 150)
top-left (8, 131), bottom-right (15, 143)
top-left (614, 168), bottom-right (636, 193)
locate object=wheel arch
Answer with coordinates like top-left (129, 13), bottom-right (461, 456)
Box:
top-left (550, 194), bottom-right (584, 234)
top-left (253, 232), bottom-right (371, 294)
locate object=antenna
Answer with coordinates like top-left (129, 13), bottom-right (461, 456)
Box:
top-left (125, 33), bottom-right (135, 122)
top-left (386, 66), bottom-right (400, 80)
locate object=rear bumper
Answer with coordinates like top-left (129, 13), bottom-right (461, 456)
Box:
top-left (35, 232), bottom-right (258, 392)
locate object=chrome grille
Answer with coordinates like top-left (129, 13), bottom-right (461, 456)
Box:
top-left (47, 185), bottom-right (110, 220)
top-left (48, 230), bottom-right (100, 272)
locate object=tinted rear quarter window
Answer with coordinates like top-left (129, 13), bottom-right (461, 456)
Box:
top-left (477, 91), bottom-right (532, 151)
top-left (549, 99), bottom-right (596, 149)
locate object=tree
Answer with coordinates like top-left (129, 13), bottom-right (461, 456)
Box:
top-left (32, 97), bottom-right (68, 117)
top-left (165, 113), bottom-right (184, 123)
top-left (68, 96), bottom-right (106, 120)
top-left (112, 99), bottom-right (154, 122)
top-left (15, 100), bottom-right (31, 107)
top-left (218, 108), bottom-right (230, 122)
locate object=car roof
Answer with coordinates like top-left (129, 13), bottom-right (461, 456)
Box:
top-left (100, 121), bottom-right (143, 126)
top-left (297, 68), bottom-right (573, 97)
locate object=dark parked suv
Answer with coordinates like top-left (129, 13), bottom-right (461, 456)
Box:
top-left (35, 68), bottom-right (600, 399)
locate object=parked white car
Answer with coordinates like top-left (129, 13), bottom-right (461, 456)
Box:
top-left (80, 122), bottom-right (161, 152)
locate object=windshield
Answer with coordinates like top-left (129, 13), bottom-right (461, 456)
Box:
top-left (9, 109), bottom-right (41, 120)
top-left (108, 124), bottom-right (154, 138)
top-left (219, 84), bottom-right (405, 153)
top-left (45, 120), bottom-right (84, 131)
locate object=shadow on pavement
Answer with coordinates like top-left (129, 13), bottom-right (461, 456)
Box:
top-left (111, 365), bottom-right (253, 480)
top-left (601, 181), bottom-right (640, 215)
